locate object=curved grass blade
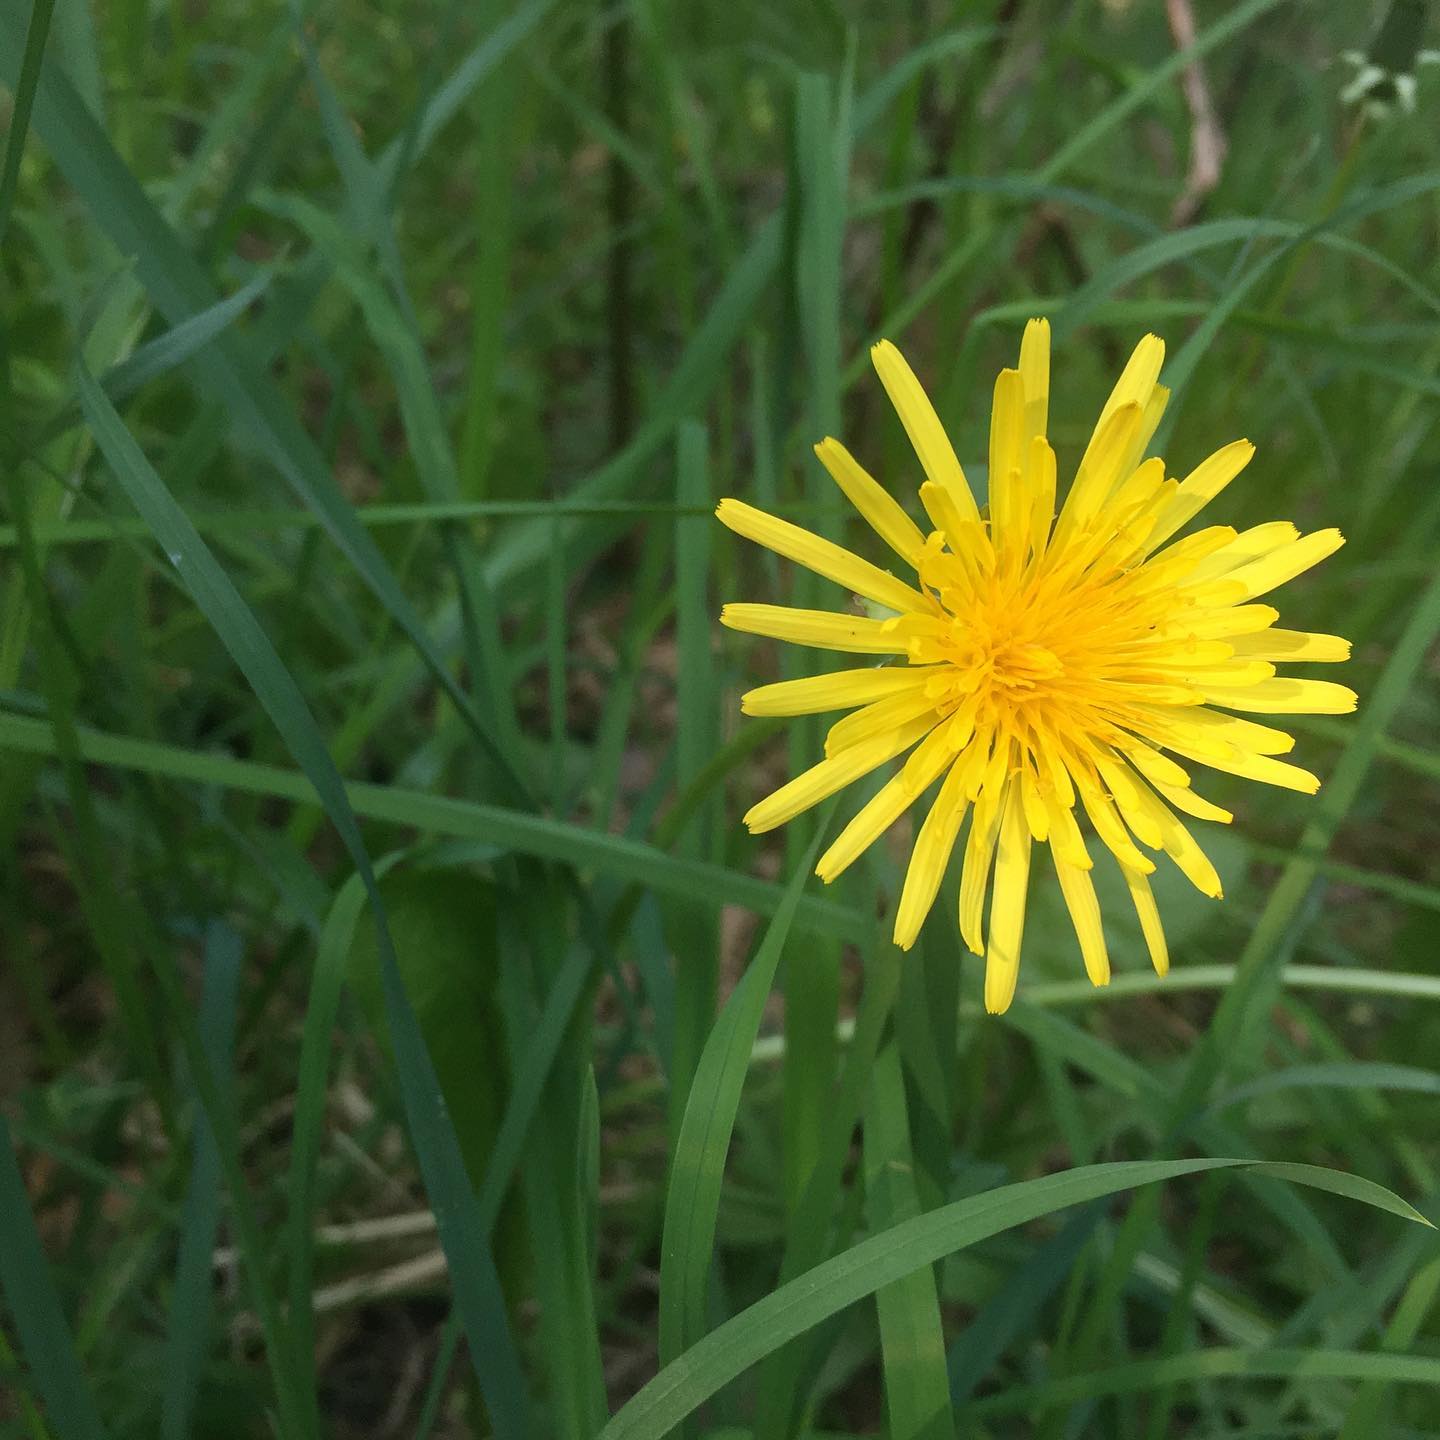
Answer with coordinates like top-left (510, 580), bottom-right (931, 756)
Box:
top-left (856, 174), bottom-right (1161, 239)
top-left (1053, 217), bottom-right (1300, 339)
top-left (1036, 0), bottom-right (1286, 186)
top-left (36, 271), bottom-right (273, 446)
top-left (0, 0), bottom-right (55, 252)
top-left (1213, 1062), bottom-right (1440, 1113)
top-left (0, 709), bottom-right (862, 938)
top-left (657, 815), bottom-right (831, 1370)
top-left (864, 1046), bottom-right (954, 1440)
top-left (375, 0), bottom-right (555, 191)
top-left (966, 1346), bottom-right (1440, 1418)
top-left (284, 853), bottom-right (407, 1382)
top-left (76, 365), bottom-right (530, 1439)
top-left (604, 1159), bottom-right (1429, 1440)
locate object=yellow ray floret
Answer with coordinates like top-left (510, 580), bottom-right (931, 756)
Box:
top-left (716, 325), bottom-right (1355, 1013)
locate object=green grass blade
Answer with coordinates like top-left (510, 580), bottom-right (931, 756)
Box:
top-left (374, 0), bottom-right (555, 192)
top-left (1035, 0), bottom-right (1287, 186)
top-left (1213, 1063), bottom-right (1440, 1112)
top-left (667, 418), bottom-right (718, 1132)
top-left (499, 888), bottom-right (608, 1440)
top-left (482, 217), bottom-right (782, 589)
top-left (1338, 1253), bottom-right (1440, 1439)
top-left (966, 1347), bottom-right (1440, 1418)
top-left (0, 18), bottom-right (523, 793)
top-left (32, 271), bottom-right (272, 449)
top-left (863, 1046), bottom-right (954, 1440)
top-left (657, 816), bottom-right (832, 1370)
top-left (0, 1117), bottom-right (109, 1440)
top-left (161, 921), bottom-right (242, 1440)
top-left (76, 364), bottom-right (531, 1438)
top-left (0, 0), bottom-right (55, 252)
top-left (253, 192), bottom-right (459, 501)
top-left (850, 26), bottom-right (996, 133)
top-left (286, 867), bottom-right (371, 1377)
top-left (91, 272), bottom-right (272, 408)
top-left (754, 940), bottom-right (904, 1439)
top-left (607, 1159), bottom-right (1427, 1440)
top-left (1, 457), bottom-right (170, 1116)
top-left (283, 850), bottom-right (413, 1390)
top-left (946, 1207), bottom-right (1102, 1405)
top-left (0, 709), bottom-right (863, 937)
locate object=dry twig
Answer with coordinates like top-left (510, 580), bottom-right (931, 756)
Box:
top-left (1166, 0), bottom-right (1229, 226)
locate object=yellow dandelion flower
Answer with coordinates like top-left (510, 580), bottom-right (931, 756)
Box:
top-left (717, 322), bottom-right (1356, 1015)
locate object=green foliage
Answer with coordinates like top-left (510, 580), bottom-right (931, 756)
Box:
top-left (2, 0), bottom-right (1440, 1436)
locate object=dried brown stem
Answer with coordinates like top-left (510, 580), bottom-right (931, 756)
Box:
top-left (1166, 0), bottom-right (1229, 227)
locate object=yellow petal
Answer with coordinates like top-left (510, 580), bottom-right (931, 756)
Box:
top-left (1121, 865), bottom-right (1169, 976)
top-left (1113, 740), bottom-right (1190, 789)
top-left (1053, 853), bottom-right (1110, 987)
top-left (992, 469), bottom-right (1027, 573)
top-left (1075, 772), bottom-right (1154, 874)
top-left (1095, 755), bottom-right (1166, 851)
top-left (816, 775), bottom-right (910, 883)
top-left (716, 498), bottom-right (928, 614)
top-left (1044, 791), bottom-right (1092, 868)
top-left (1202, 678), bottom-right (1358, 715)
top-left (743, 713), bottom-right (935, 833)
top-left (1018, 317), bottom-right (1050, 443)
top-left (989, 368), bottom-right (1025, 506)
top-left (1169, 742), bottom-right (1320, 794)
top-left (1152, 779), bottom-right (1232, 825)
top-left (1228, 629), bottom-right (1351, 663)
top-left (1183, 521), bottom-right (1299, 585)
top-left (917, 481), bottom-right (992, 572)
top-left (1020, 766), bottom-right (1050, 841)
top-left (815, 724), bottom-right (955, 883)
top-left (1139, 524), bottom-right (1240, 583)
top-left (1096, 333), bottom-right (1166, 433)
top-left (1105, 762), bottom-right (1224, 898)
top-left (959, 784), bottom-right (1007, 954)
top-left (892, 752), bottom-right (973, 951)
top-left (1132, 383), bottom-right (1170, 468)
top-left (742, 665), bottom-right (939, 717)
top-left (721, 603), bottom-right (910, 654)
top-left (1143, 659), bottom-right (1275, 688)
top-left (825, 687), bottom-right (941, 756)
top-left (1158, 604), bottom-right (1279, 640)
top-left (1134, 637), bottom-right (1237, 668)
top-left (813, 438), bottom-right (928, 568)
top-left (1202, 528), bottom-right (1345, 602)
top-left (871, 340), bottom-right (981, 524)
top-left (1052, 401), bottom-right (1143, 545)
top-left (1144, 438), bottom-right (1254, 553)
top-left (1106, 455), bottom-right (1168, 519)
top-left (1148, 705), bottom-right (1296, 756)
top-left (984, 783), bottom-right (1032, 1014)
top-left (1026, 436), bottom-right (1058, 558)
top-left (1148, 795), bottom-right (1224, 898)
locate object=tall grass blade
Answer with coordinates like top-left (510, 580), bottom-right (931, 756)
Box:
top-left (76, 364), bottom-right (531, 1438)
top-left (0, 1117), bottom-right (109, 1440)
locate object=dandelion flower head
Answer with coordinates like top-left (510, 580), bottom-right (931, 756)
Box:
top-left (718, 323), bottom-right (1355, 1014)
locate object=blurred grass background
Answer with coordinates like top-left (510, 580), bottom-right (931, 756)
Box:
top-left (3, 0), bottom-right (1440, 1435)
